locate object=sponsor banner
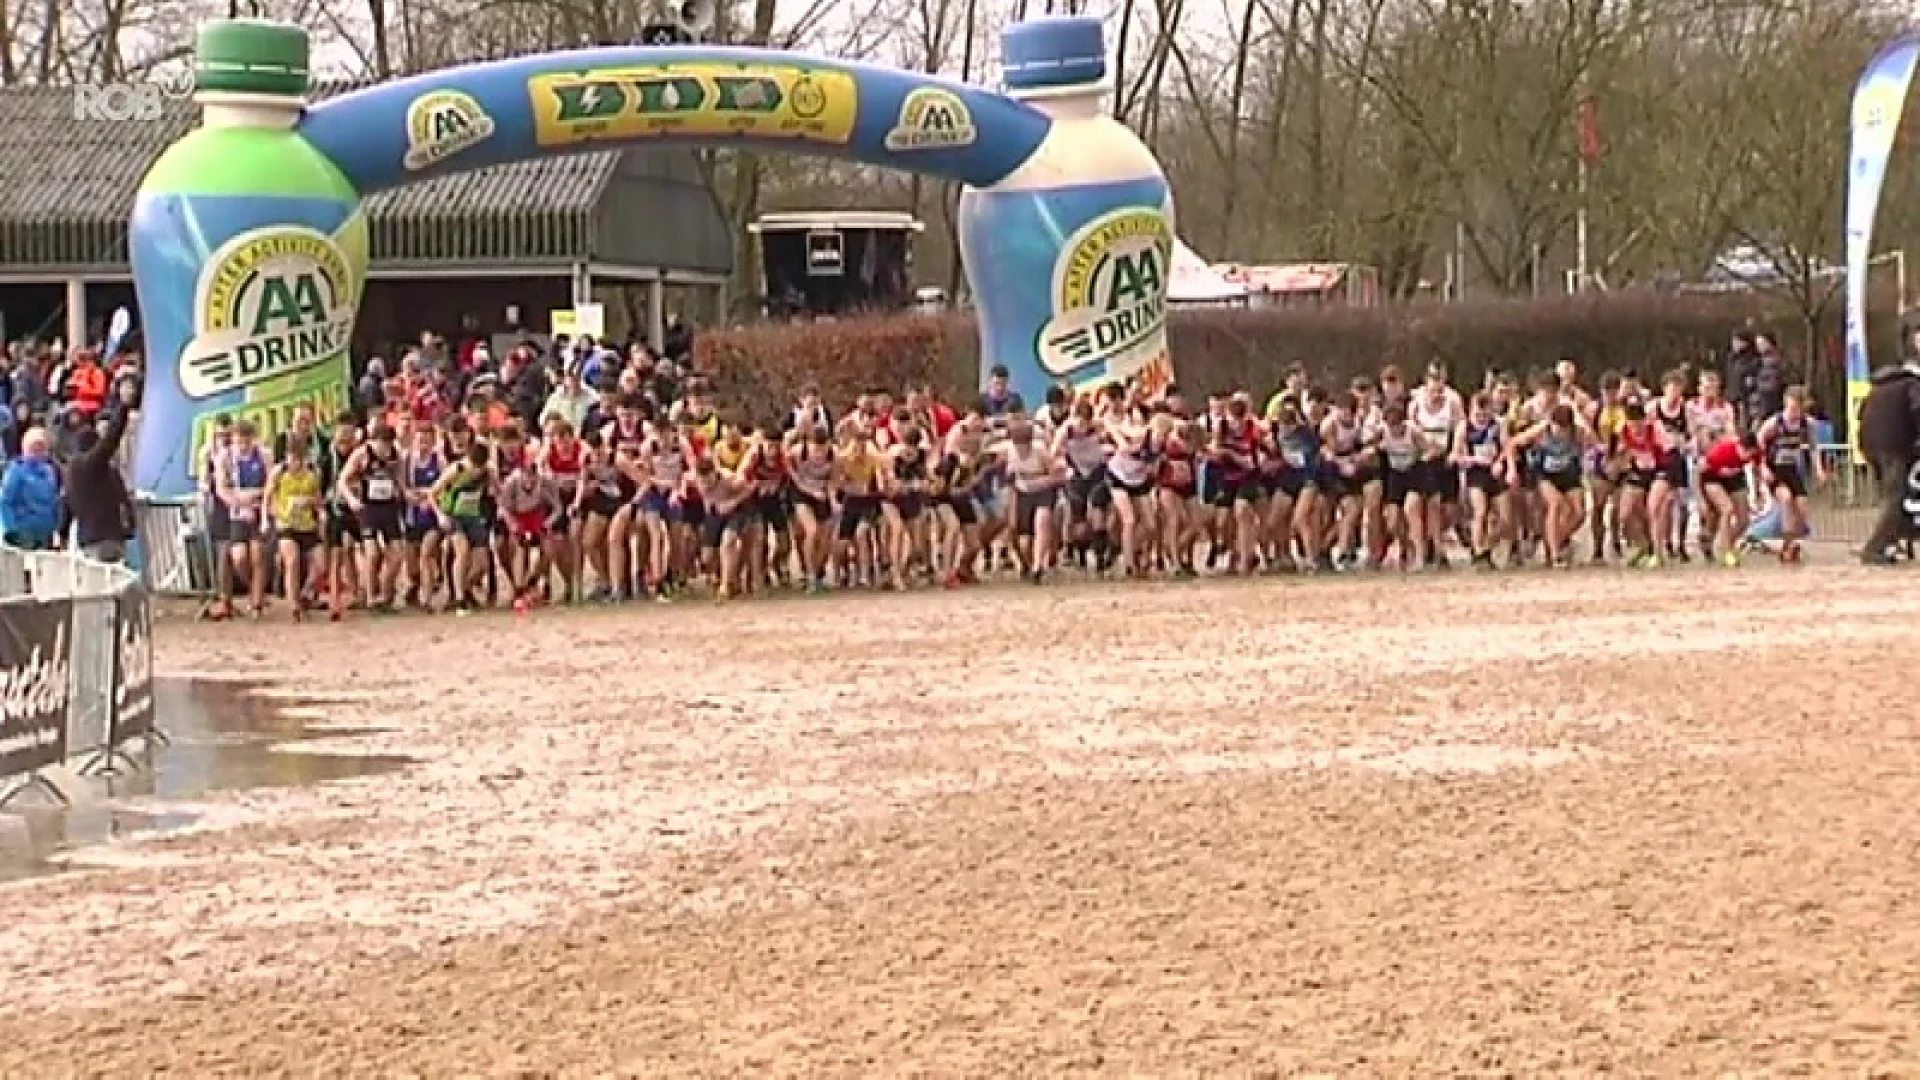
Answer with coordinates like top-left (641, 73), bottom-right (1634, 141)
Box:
top-left (1903, 458), bottom-right (1920, 532)
top-left (0, 600), bottom-right (73, 779)
top-left (111, 585), bottom-right (154, 746)
top-left (1844, 36), bottom-right (1920, 388)
top-left (528, 62), bottom-right (858, 149)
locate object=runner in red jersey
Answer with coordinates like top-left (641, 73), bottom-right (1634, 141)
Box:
top-left (1207, 393), bottom-right (1265, 573)
top-left (1153, 410), bottom-right (1201, 576)
top-left (1614, 400), bottom-right (1672, 566)
top-left (540, 416), bottom-right (586, 601)
top-left (1699, 432), bottom-right (1760, 566)
top-left (741, 422), bottom-right (793, 587)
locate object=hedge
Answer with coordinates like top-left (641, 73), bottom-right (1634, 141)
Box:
top-left (695, 291), bottom-right (1905, 423)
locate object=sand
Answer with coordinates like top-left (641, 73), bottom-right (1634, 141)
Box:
top-left (2, 565), bottom-right (1919, 1075)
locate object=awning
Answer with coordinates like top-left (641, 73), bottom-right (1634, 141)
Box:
top-left (1168, 239), bottom-right (1248, 303)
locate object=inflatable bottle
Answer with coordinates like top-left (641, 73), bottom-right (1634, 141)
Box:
top-left (129, 21), bottom-right (367, 499)
top-left (958, 16), bottom-right (1174, 408)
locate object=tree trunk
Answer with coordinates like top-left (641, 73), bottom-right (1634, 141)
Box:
top-left (33, 0), bottom-right (56, 84)
top-left (1305, 0), bottom-right (1329, 256)
top-left (368, 0), bottom-right (392, 78)
top-left (0, 0), bottom-right (16, 85)
top-left (947, 0), bottom-right (979, 299)
top-left (1214, 0), bottom-right (1257, 257)
top-left (726, 0), bottom-right (781, 318)
top-left (1111, 0), bottom-right (1136, 121)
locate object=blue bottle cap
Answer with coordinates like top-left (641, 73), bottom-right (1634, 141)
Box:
top-left (1001, 16), bottom-right (1107, 92)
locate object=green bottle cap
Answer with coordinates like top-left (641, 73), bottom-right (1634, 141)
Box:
top-left (194, 20), bottom-right (310, 98)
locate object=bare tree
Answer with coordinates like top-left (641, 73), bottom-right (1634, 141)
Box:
top-left (1719, 0), bottom-right (1888, 370)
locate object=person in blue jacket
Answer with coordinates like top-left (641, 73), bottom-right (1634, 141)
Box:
top-left (0, 426), bottom-right (61, 550)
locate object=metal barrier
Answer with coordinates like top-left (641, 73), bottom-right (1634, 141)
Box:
top-left (134, 497), bottom-right (217, 596)
top-left (0, 546), bottom-right (155, 808)
top-left (1808, 444), bottom-right (1877, 547)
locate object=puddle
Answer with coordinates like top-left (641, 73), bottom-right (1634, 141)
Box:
top-left (0, 678), bottom-right (412, 882)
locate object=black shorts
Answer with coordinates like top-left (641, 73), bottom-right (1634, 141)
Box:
top-left (945, 494), bottom-right (979, 526)
top-left (1540, 469), bottom-right (1582, 495)
top-left (1463, 467), bottom-right (1505, 497)
top-left (701, 505), bottom-right (749, 549)
top-left (204, 496), bottom-right (231, 545)
top-left (891, 492), bottom-right (926, 521)
top-left (1207, 472), bottom-right (1259, 509)
top-left (837, 494), bottom-right (880, 540)
top-left (1659, 456), bottom-right (1689, 490)
top-left (1513, 457), bottom-right (1538, 491)
top-left (1067, 469), bottom-right (1111, 515)
top-left (1313, 465), bottom-right (1345, 498)
top-left (1703, 470), bottom-right (1747, 497)
top-left (792, 490), bottom-right (833, 522)
top-left (405, 517), bottom-right (439, 543)
top-left (325, 509), bottom-right (360, 546)
top-left (1110, 474), bottom-right (1153, 501)
top-left (279, 529), bottom-right (320, 554)
top-left (584, 490), bottom-right (624, 520)
top-left (1621, 468), bottom-right (1656, 491)
top-left (1415, 459), bottom-right (1456, 502)
top-left (1270, 470), bottom-right (1308, 501)
top-left (681, 498), bottom-right (707, 529)
top-left (449, 516), bottom-right (490, 547)
top-left (755, 492), bottom-right (789, 529)
top-left (1771, 463), bottom-right (1809, 499)
top-left (226, 511), bottom-right (264, 545)
top-left (1381, 467), bottom-right (1416, 507)
top-left (1014, 488), bottom-right (1056, 537)
top-left (359, 501), bottom-right (404, 543)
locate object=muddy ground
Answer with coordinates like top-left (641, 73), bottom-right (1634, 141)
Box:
top-left (2, 566), bottom-right (1919, 1075)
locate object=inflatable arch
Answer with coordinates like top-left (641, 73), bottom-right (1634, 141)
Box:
top-left (130, 17), bottom-right (1175, 499)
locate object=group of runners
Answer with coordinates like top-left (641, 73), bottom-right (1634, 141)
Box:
top-left (192, 356), bottom-right (1828, 620)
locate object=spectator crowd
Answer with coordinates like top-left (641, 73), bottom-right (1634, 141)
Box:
top-left (0, 336), bottom-right (142, 561)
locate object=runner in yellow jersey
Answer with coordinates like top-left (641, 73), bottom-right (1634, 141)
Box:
top-left (266, 432), bottom-right (325, 621)
top-left (833, 428), bottom-right (883, 587)
top-left (1586, 371), bottom-right (1629, 563)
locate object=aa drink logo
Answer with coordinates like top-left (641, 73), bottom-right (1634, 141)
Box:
top-left (1037, 207), bottom-right (1173, 387)
top-left (883, 88), bottom-right (977, 151)
top-left (403, 89), bottom-right (497, 171)
top-left (179, 226), bottom-right (358, 401)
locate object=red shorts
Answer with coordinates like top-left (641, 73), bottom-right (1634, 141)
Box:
top-left (509, 510), bottom-right (547, 540)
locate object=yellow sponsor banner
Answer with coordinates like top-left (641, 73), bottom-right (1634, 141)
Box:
top-left (1846, 377), bottom-right (1872, 466)
top-left (528, 63), bottom-right (858, 149)
top-left (1067, 347), bottom-right (1175, 399)
top-left (189, 360), bottom-right (349, 476)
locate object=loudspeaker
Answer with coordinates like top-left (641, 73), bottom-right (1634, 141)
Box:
top-left (674, 0), bottom-right (716, 35)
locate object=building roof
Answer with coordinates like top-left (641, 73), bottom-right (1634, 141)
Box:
top-left (0, 83), bottom-right (624, 271)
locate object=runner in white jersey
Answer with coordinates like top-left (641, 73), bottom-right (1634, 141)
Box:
top-left (1000, 418), bottom-right (1064, 582)
top-left (1343, 378), bottom-right (1389, 567)
top-left (1319, 393), bottom-right (1369, 567)
top-left (1687, 368), bottom-right (1741, 558)
top-left (1104, 409), bottom-right (1157, 575)
top-left (1410, 368), bottom-right (1464, 568)
top-left (1052, 402), bottom-right (1112, 570)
